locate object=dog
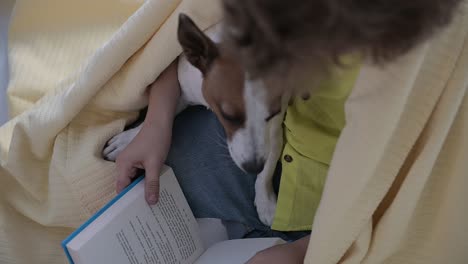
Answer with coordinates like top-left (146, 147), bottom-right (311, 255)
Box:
top-left (103, 14), bottom-right (290, 226)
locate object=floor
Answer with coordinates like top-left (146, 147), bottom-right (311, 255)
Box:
top-left (0, 0), bottom-right (14, 125)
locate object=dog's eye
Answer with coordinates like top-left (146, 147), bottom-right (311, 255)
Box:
top-left (265, 109), bottom-right (281, 122)
top-left (220, 110), bottom-right (245, 126)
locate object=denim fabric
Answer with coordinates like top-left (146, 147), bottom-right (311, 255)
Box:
top-left (165, 106), bottom-right (309, 241)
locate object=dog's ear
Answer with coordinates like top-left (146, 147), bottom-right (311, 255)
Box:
top-left (178, 13), bottom-right (219, 75)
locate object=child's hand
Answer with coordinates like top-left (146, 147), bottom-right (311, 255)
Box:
top-left (115, 59), bottom-right (180, 205)
top-left (115, 122), bottom-right (171, 204)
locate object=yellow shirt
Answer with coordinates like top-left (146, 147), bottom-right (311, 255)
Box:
top-left (272, 58), bottom-right (362, 231)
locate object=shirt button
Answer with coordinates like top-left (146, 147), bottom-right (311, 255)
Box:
top-left (284, 154), bottom-right (293, 163)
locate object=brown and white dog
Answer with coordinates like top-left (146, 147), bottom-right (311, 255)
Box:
top-left (103, 14), bottom-right (290, 226)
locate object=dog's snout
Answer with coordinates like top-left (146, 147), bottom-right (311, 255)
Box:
top-left (242, 159), bottom-right (265, 174)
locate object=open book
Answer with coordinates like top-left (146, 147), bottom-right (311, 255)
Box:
top-left (62, 166), bottom-right (285, 264)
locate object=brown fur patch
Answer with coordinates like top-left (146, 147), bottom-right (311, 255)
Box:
top-left (202, 50), bottom-right (247, 140)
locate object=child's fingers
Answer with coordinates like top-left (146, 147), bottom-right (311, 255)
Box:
top-left (143, 159), bottom-right (162, 205)
top-left (115, 159), bottom-right (138, 193)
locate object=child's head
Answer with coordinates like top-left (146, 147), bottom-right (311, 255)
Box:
top-left (221, 0), bottom-right (462, 95)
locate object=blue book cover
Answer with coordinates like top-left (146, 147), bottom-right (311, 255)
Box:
top-left (61, 176), bottom-right (145, 264)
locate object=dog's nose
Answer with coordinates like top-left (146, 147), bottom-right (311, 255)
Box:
top-left (242, 159), bottom-right (265, 174)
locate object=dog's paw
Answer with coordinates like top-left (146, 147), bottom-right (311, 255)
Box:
top-left (254, 189), bottom-right (277, 226)
top-left (102, 127), bottom-right (140, 161)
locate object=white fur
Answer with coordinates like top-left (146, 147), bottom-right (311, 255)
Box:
top-left (254, 108), bottom-right (286, 225)
top-left (228, 79), bottom-right (270, 170)
top-left (234, 79), bottom-right (288, 226)
top-left (102, 126), bottom-right (140, 161)
top-left (103, 24), bottom-right (287, 226)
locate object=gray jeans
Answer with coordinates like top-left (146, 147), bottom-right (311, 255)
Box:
top-left (165, 106), bottom-right (309, 241)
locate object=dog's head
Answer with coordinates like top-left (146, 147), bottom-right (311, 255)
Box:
top-left (178, 14), bottom-right (285, 174)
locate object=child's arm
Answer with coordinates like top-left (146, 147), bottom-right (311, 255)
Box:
top-left (115, 59), bottom-right (180, 204)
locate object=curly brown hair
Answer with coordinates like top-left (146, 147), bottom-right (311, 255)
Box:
top-left (221, 0), bottom-right (462, 91)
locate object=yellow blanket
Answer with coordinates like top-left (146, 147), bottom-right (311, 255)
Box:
top-left (0, 0), bottom-right (221, 263)
top-left (305, 2), bottom-right (468, 263)
top-left (0, 0), bottom-right (466, 263)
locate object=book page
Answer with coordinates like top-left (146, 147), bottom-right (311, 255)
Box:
top-left (67, 168), bottom-right (204, 264)
top-left (194, 238), bottom-right (285, 264)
